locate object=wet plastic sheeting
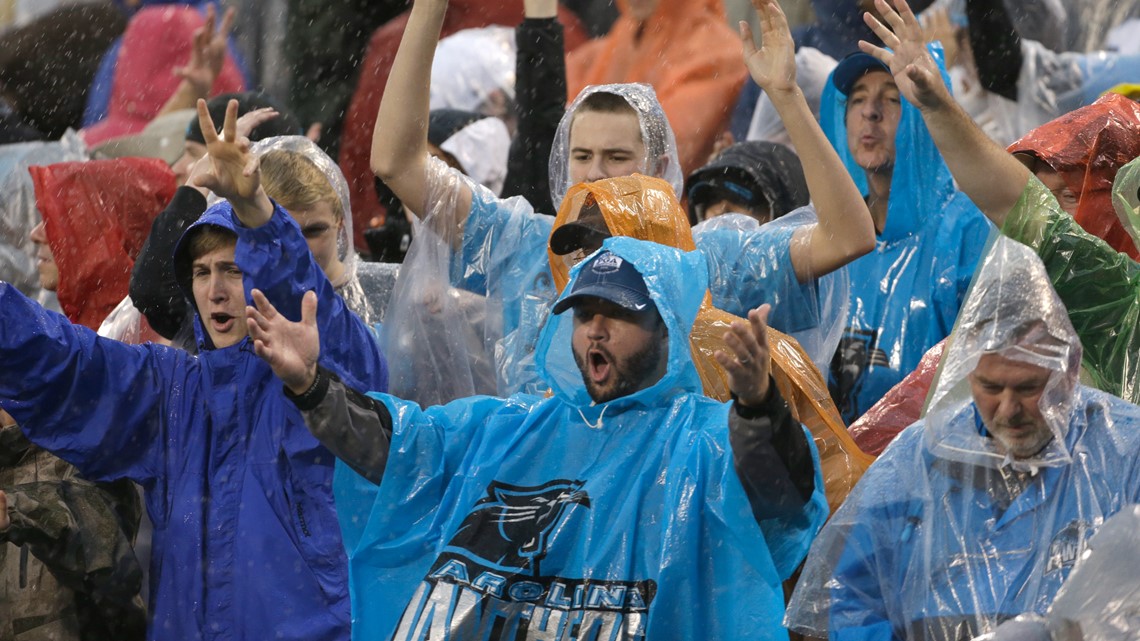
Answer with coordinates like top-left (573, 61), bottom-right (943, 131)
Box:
top-left (29, 156), bottom-right (174, 331)
top-left (786, 237), bottom-right (1140, 640)
top-left (548, 83), bottom-right (683, 210)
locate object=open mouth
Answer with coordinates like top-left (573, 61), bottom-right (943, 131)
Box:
top-left (588, 349), bottom-right (612, 384)
top-left (210, 313), bottom-right (236, 333)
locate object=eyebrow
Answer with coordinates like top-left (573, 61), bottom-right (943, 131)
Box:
top-left (570, 146), bottom-right (638, 155)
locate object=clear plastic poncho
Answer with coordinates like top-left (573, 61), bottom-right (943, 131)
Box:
top-left (976, 504), bottom-right (1140, 641)
top-left (429, 26), bottom-right (517, 115)
top-left (548, 83), bottom-right (684, 209)
top-left (692, 210), bottom-right (850, 374)
top-left (0, 132), bottom-right (86, 299)
top-left (786, 236), bottom-right (1140, 640)
top-left (380, 156), bottom-right (501, 406)
top-left (247, 135), bottom-right (376, 325)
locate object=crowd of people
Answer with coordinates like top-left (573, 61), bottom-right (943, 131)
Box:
top-left (2, 0), bottom-right (1140, 639)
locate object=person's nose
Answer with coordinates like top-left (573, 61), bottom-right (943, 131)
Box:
top-left (208, 273), bottom-right (228, 303)
top-left (994, 391), bottom-right (1021, 422)
top-left (861, 98), bottom-right (883, 123)
top-left (30, 221), bottom-right (47, 245)
top-left (585, 313), bottom-right (609, 340)
top-left (585, 156), bottom-right (608, 182)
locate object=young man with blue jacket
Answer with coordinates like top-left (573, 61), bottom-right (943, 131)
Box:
top-left (247, 236), bottom-right (828, 641)
top-left (0, 100), bottom-right (388, 641)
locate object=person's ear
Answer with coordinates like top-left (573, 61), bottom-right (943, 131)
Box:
top-left (652, 153), bottom-right (670, 179)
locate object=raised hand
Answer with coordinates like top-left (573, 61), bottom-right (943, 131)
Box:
top-left (859, 0), bottom-right (952, 111)
top-left (715, 304), bottom-right (774, 407)
top-left (175, 4), bottom-right (235, 97)
top-left (191, 98), bottom-right (273, 225)
top-left (740, 0), bottom-right (797, 96)
top-left (246, 289), bottom-right (321, 395)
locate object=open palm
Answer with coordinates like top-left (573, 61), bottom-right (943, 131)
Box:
top-left (246, 289), bottom-right (321, 393)
top-left (860, 0), bottom-right (949, 110)
top-left (741, 0), bottom-right (797, 95)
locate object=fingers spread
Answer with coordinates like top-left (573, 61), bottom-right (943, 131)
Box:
top-left (222, 99), bottom-right (239, 142)
top-left (196, 99), bottom-right (218, 144)
top-left (301, 290), bottom-right (318, 326)
top-left (251, 288), bottom-right (278, 319)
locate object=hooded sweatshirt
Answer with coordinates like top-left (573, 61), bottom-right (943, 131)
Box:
top-left (819, 46), bottom-right (993, 424)
top-left (785, 236), bottom-right (1140, 640)
top-left (0, 202), bottom-right (388, 641)
top-left (331, 236), bottom-right (828, 640)
top-left (565, 0), bottom-right (745, 177)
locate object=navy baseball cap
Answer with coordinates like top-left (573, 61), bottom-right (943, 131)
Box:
top-left (831, 52), bottom-right (891, 96)
top-left (552, 250), bottom-right (655, 315)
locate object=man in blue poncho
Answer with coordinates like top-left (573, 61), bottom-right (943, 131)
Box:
top-left (785, 233), bottom-right (1140, 640)
top-left (820, 38), bottom-right (993, 423)
top-left (247, 236), bottom-right (829, 640)
top-left (0, 100), bottom-right (387, 641)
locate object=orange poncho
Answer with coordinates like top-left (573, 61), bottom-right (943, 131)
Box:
top-left (550, 175), bottom-right (871, 510)
top-left (566, 0), bottom-right (747, 177)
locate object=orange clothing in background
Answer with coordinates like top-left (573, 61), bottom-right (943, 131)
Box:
top-left (567, 0), bottom-right (746, 177)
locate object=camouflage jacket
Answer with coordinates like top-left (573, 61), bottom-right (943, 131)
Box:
top-left (1, 423), bottom-right (146, 641)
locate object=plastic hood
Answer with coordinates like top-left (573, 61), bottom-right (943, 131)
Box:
top-left (249, 135), bottom-right (358, 288)
top-left (1008, 92), bottom-right (1140, 260)
top-left (549, 83), bottom-right (683, 209)
top-left (538, 236), bottom-right (705, 412)
top-left (923, 236), bottom-right (1082, 471)
top-left (819, 44), bottom-right (957, 243)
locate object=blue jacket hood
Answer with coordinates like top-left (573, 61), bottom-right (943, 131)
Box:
top-left (820, 44), bottom-right (958, 243)
top-left (537, 236), bottom-right (706, 413)
top-left (172, 201), bottom-right (241, 350)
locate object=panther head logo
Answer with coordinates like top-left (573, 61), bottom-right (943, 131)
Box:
top-left (445, 480), bottom-right (591, 576)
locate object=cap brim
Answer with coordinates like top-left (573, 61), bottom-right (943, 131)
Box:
top-left (831, 52), bottom-right (891, 96)
top-left (552, 284), bottom-right (654, 315)
top-left (549, 223), bottom-right (611, 256)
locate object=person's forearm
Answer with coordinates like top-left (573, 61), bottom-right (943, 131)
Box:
top-left (730, 383), bottom-right (816, 523)
top-left (287, 367), bottom-right (393, 484)
top-left (769, 89), bottom-right (875, 281)
top-left (157, 78), bottom-right (210, 118)
top-left (369, 0), bottom-right (446, 215)
top-left (919, 95), bottom-right (1030, 227)
top-left (501, 5), bottom-right (565, 214)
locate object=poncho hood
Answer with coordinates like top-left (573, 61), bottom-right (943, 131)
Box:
top-left (820, 44), bottom-right (957, 244)
top-left (29, 157), bottom-right (176, 330)
top-left (549, 84), bottom-right (683, 209)
top-left (538, 235), bottom-right (705, 416)
top-left (1008, 92), bottom-right (1140, 260)
top-left (924, 236), bottom-right (1082, 471)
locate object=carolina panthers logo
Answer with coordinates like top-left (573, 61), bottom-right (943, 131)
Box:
top-left (444, 480), bottom-right (591, 576)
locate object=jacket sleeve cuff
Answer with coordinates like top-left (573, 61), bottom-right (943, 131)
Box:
top-left (283, 366), bottom-right (330, 412)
